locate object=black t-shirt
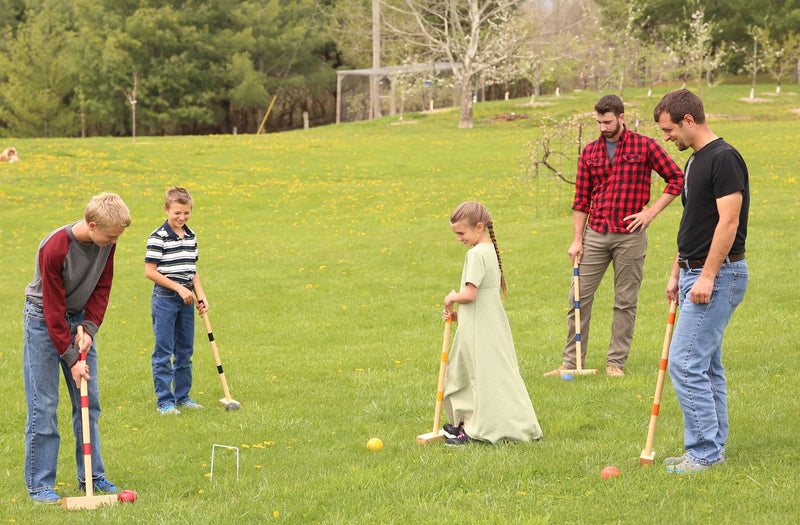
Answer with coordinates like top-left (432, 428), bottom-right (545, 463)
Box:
top-left (677, 138), bottom-right (749, 260)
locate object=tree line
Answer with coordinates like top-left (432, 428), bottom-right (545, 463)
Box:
top-left (1, 0), bottom-right (798, 137)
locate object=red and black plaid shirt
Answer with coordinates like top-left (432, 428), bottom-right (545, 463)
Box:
top-left (573, 126), bottom-right (684, 233)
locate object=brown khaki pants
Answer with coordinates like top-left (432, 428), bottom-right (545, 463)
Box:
top-left (561, 228), bottom-right (647, 369)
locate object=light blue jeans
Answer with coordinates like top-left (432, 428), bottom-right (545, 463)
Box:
top-left (151, 284), bottom-right (196, 408)
top-left (668, 259), bottom-right (748, 464)
top-left (23, 301), bottom-right (107, 494)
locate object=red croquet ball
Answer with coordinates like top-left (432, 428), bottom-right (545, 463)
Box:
top-left (601, 466), bottom-right (621, 479)
top-left (118, 489), bottom-right (137, 503)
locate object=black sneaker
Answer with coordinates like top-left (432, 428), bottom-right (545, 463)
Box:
top-left (445, 431), bottom-right (473, 446)
top-left (443, 423), bottom-right (463, 438)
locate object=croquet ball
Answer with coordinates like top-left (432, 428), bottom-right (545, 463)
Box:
top-left (366, 437), bottom-right (384, 451)
top-left (118, 490), bottom-right (137, 503)
top-left (561, 373), bottom-right (574, 381)
top-left (601, 466), bottom-right (621, 479)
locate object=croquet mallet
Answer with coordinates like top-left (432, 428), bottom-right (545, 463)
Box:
top-left (639, 300), bottom-right (678, 465)
top-left (416, 318), bottom-right (452, 444)
top-left (62, 326), bottom-right (118, 510)
top-left (194, 293), bottom-right (241, 410)
top-left (561, 261), bottom-right (598, 375)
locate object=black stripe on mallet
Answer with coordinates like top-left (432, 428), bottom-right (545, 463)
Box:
top-left (195, 295), bottom-right (241, 410)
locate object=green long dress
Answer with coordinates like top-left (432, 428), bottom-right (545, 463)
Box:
top-left (443, 242), bottom-right (542, 443)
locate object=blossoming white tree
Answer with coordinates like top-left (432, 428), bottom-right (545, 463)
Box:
top-left (381, 0), bottom-right (531, 128)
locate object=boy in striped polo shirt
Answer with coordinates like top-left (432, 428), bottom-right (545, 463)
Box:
top-left (145, 187), bottom-right (208, 415)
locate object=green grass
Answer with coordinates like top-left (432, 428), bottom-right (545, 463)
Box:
top-left (0, 84), bottom-right (798, 524)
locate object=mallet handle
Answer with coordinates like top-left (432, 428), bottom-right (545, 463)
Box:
top-left (432, 319), bottom-right (452, 433)
top-left (194, 293), bottom-right (235, 403)
top-left (77, 326), bottom-right (93, 497)
top-left (573, 262), bottom-right (583, 372)
top-left (642, 301), bottom-right (678, 459)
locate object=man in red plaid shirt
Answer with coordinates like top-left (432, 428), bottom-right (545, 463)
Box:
top-left (545, 95), bottom-right (684, 377)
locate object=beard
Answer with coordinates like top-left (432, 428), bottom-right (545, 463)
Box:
top-left (601, 121), bottom-right (622, 139)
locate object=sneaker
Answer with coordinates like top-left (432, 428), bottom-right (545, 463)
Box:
top-left (663, 454), bottom-right (687, 465)
top-left (179, 399), bottom-right (204, 410)
top-left (443, 423), bottom-right (463, 438)
top-left (666, 457), bottom-right (725, 474)
top-left (606, 365), bottom-right (625, 377)
top-left (445, 431), bottom-right (473, 447)
top-left (544, 364), bottom-right (570, 377)
top-left (30, 488), bottom-right (61, 504)
top-left (79, 477), bottom-right (118, 493)
top-left (158, 404), bottom-right (181, 415)
top-left (665, 448), bottom-right (725, 466)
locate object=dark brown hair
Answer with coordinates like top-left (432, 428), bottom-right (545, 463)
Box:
top-left (653, 89), bottom-right (706, 124)
top-left (595, 94), bottom-right (624, 116)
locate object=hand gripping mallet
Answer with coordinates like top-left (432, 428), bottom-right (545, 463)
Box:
top-left (194, 293), bottom-right (241, 410)
top-left (561, 261), bottom-right (598, 375)
top-left (639, 300), bottom-right (678, 465)
top-left (416, 318), bottom-right (452, 444)
top-left (62, 326), bottom-right (118, 510)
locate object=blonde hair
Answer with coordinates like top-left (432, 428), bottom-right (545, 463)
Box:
top-left (450, 201), bottom-right (508, 299)
top-left (84, 193), bottom-right (131, 229)
top-left (165, 187), bottom-right (193, 208)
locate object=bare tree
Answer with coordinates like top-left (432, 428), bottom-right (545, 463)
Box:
top-left (381, 0), bottom-right (531, 128)
top-left (122, 70), bottom-right (138, 144)
top-left (761, 30), bottom-right (800, 94)
top-left (518, 0), bottom-right (601, 97)
top-left (680, 8), bottom-right (727, 91)
top-left (743, 25), bottom-right (766, 99)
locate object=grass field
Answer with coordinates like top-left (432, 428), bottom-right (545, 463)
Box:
top-left (1, 84), bottom-right (798, 524)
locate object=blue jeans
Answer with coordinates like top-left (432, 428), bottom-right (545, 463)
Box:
top-left (23, 301), bottom-right (107, 494)
top-left (668, 259), bottom-right (748, 464)
top-left (151, 285), bottom-right (196, 408)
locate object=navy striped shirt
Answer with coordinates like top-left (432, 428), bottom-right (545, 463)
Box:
top-left (145, 221), bottom-right (198, 286)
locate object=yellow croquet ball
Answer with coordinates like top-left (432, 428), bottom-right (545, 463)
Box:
top-left (366, 437), bottom-right (384, 451)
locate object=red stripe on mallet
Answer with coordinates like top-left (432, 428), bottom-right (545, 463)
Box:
top-left (639, 301), bottom-right (678, 465)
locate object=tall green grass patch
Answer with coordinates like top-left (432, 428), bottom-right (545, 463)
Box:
top-left (0, 85), bottom-right (798, 524)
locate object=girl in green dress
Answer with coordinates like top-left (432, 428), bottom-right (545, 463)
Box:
top-left (442, 201), bottom-right (542, 445)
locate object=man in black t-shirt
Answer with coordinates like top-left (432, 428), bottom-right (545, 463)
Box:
top-left (653, 89), bottom-right (749, 474)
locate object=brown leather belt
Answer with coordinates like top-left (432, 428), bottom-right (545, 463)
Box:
top-left (677, 253), bottom-right (745, 269)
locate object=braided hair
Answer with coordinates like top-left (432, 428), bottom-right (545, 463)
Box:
top-left (450, 201), bottom-right (508, 299)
